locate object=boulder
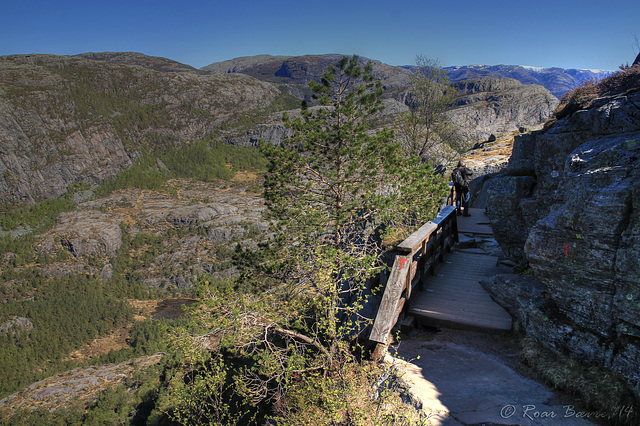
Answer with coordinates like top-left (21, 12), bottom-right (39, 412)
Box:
top-left (0, 316), bottom-right (34, 336)
top-left (99, 263), bottom-right (113, 281)
top-left (485, 175), bottom-right (536, 259)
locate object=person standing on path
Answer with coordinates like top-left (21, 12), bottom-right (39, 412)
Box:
top-left (451, 160), bottom-right (473, 216)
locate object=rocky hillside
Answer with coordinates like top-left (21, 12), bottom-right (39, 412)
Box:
top-left (202, 54), bottom-right (412, 101)
top-left (0, 354), bottom-right (163, 419)
top-left (76, 51), bottom-right (202, 73)
top-left (0, 53), bottom-right (294, 203)
top-left (0, 178), bottom-right (268, 297)
top-left (225, 77), bottom-right (558, 150)
top-left (447, 78), bottom-right (559, 142)
top-left (479, 65), bottom-right (640, 399)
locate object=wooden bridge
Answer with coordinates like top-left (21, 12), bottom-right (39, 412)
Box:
top-left (369, 206), bottom-right (511, 353)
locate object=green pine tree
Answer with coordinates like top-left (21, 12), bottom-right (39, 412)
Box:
top-left (262, 55), bottom-right (446, 315)
top-left (164, 55), bottom-right (447, 425)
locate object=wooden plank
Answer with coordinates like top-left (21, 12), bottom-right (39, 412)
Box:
top-left (408, 249), bottom-right (512, 333)
top-left (457, 208), bottom-right (493, 235)
top-left (397, 221), bottom-right (437, 255)
top-left (408, 258), bottom-right (418, 284)
top-left (369, 254), bottom-right (410, 343)
top-left (412, 300), bottom-right (511, 318)
top-left (417, 294), bottom-right (497, 306)
top-left (413, 292), bottom-right (496, 305)
top-left (409, 306), bottom-right (511, 333)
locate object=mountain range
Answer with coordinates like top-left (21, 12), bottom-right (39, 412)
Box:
top-left (76, 51), bottom-right (612, 100)
top-left (200, 53), bottom-right (613, 99)
top-left (443, 64), bottom-right (612, 98)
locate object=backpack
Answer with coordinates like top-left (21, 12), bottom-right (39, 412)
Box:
top-left (451, 167), bottom-right (466, 187)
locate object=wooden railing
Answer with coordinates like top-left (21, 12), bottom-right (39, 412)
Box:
top-left (369, 205), bottom-right (459, 351)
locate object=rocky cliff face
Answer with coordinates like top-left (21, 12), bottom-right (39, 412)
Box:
top-left (223, 75), bottom-right (558, 149)
top-left (447, 78), bottom-right (559, 143)
top-left (481, 69), bottom-right (640, 397)
top-left (0, 54), bottom-right (286, 203)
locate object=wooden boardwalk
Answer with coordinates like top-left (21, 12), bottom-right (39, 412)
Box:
top-left (408, 208), bottom-right (512, 333)
top-left (456, 208), bottom-right (494, 236)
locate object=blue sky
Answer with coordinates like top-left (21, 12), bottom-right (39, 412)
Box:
top-left (2, 0), bottom-right (638, 71)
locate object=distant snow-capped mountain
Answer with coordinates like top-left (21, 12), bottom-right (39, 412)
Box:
top-left (444, 64), bottom-right (614, 98)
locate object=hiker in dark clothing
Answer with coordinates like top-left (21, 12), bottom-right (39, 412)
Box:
top-left (451, 160), bottom-right (473, 216)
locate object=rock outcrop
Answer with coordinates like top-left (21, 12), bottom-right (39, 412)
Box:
top-left (33, 180), bottom-right (269, 288)
top-left (0, 317), bottom-right (34, 336)
top-left (481, 70), bottom-right (640, 397)
top-left (51, 210), bottom-right (124, 258)
top-left (0, 354), bottom-right (163, 418)
top-left (227, 122), bottom-right (294, 147)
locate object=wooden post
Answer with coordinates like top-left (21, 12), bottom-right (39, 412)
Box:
top-left (369, 254), bottom-right (410, 344)
top-left (418, 239), bottom-right (427, 291)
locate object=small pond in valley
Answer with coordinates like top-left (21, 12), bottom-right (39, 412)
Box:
top-left (152, 298), bottom-right (197, 320)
